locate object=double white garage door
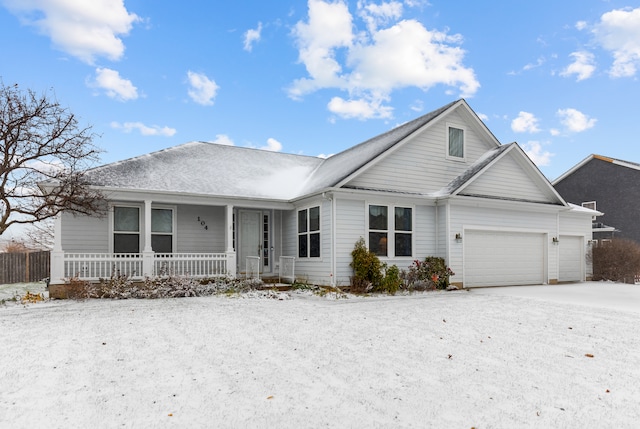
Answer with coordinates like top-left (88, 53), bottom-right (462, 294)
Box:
top-left (465, 231), bottom-right (583, 287)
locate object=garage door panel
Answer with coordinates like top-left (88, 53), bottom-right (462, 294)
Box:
top-left (559, 235), bottom-right (582, 282)
top-left (466, 230), bottom-right (545, 287)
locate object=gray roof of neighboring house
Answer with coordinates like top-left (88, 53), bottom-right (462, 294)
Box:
top-left (83, 99), bottom-right (480, 201)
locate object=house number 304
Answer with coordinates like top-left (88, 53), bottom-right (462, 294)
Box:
top-left (197, 216), bottom-right (208, 230)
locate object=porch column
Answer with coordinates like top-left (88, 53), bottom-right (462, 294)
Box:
top-left (142, 199), bottom-right (154, 277)
top-left (50, 213), bottom-right (65, 285)
top-left (225, 204), bottom-right (236, 277)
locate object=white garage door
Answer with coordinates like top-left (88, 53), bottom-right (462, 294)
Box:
top-left (559, 235), bottom-right (583, 282)
top-left (465, 230), bottom-right (545, 287)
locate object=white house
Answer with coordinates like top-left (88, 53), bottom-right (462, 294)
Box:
top-left (46, 99), bottom-right (594, 292)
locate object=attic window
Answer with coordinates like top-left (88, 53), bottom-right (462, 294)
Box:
top-left (447, 125), bottom-right (465, 159)
top-left (581, 201), bottom-right (596, 211)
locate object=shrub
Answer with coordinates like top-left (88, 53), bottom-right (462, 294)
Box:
top-left (589, 238), bottom-right (640, 283)
top-left (350, 237), bottom-right (383, 292)
top-left (404, 257), bottom-right (454, 290)
top-left (381, 264), bottom-right (402, 295)
top-left (65, 277), bottom-right (95, 300)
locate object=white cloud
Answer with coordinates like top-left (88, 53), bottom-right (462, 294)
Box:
top-left (575, 20), bottom-right (588, 31)
top-left (477, 112), bottom-right (488, 121)
top-left (511, 111), bottom-right (540, 133)
top-left (289, 0), bottom-right (354, 99)
top-left (260, 138), bottom-right (283, 152)
top-left (593, 7), bottom-right (640, 78)
top-left (410, 99), bottom-right (424, 112)
top-left (243, 22), bottom-right (262, 52)
top-left (3, 0), bottom-right (140, 64)
top-left (560, 51), bottom-right (596, 81)
top-left (210, 134), bottom-right (235, 146)
top-left (357, 1), bottom-right (403, 32)
top-left (186, 71), bottom-right (219, 106)
top-left (557, 108), bottom-right (596, 132)
top-left (522, 141), bottom-right (553, 167)
top-left (91, 67), bottom-right (138, 101)
top-left (328, 96), bottom-right (393, 120)
top-left (289, 0), bottom-right (478, 119)
top-left (317, 153), bottom-right (334, 159)
top-left (550, 128), bottom-right (560, 136)
top-left (111, 121), bottom-right (176, 137)
top-left (522, 56), bottom-right (545, 71)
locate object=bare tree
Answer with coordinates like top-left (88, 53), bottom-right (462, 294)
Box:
top-left (25, 219), bottom-right (55, 250)
top-left (0, 82), bottom-right (105, 236)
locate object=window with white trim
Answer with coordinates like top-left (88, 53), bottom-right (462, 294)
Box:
top-left (447, 124), bottom-right (465, 159)
top-left (368, 204), bottom-right (412, 257)
top-left (298, 206), bottom-right (320, 258)
top-left (151, 208), bottom-right (173, 253)
top-left (113, 206), bottom-right (140, 253)
top-left (582, 201), bottom-right (597, 221)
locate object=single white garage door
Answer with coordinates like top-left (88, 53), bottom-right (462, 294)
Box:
top-left (559, 235), bottom-right (583, 282)
top-left (465, 230), bottom-right (545, 287)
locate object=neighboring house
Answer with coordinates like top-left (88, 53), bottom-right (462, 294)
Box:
top-left (553, 154), bottom-right (640, 244)
top-left (44, 99), bottom-right (594, 292)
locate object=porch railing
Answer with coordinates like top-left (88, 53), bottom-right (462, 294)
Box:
top-left (245, 256), bottom-right (260, 280)
top-left (154, 253), bottom-right (228, 277)
top-left (64, 253), bottom-right (143, 280)
top-left (63, 252), bottom-right (230, 280)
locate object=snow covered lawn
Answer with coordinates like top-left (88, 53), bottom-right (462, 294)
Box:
top-left (1, 283), bottom-right (639, 428)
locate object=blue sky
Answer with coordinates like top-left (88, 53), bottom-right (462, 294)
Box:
top-left (2, 0), bottom-right (640, 186)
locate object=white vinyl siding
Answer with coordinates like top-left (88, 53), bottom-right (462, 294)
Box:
top-left (175, 205), bottom-right (226, 253)
top-left (346, 110), bottom-right (495, 194)
top-left (61, 211), bottom-right (109, 253)
top-left (462, 154), bottom-right (554, 203)
top-left (335, 198), bottom-right (367, 287)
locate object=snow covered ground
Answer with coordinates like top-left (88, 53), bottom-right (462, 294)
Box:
top-left (1, 282), bottom-right (639, 428)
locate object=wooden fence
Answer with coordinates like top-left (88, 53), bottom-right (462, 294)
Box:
top-left (0, 251), bottom-right (50, 284)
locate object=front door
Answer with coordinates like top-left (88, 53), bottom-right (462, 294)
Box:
top-left (238, 210), bottom-right (262, 274)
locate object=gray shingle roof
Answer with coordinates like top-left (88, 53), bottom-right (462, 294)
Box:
top-left (86, 142), bottom-right (323, 200)
top-left (84, 99), bottom-right (463, 201)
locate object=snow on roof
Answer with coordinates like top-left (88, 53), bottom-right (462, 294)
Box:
top-left (85, 100), bottom-right (462, 201)
top-left (86, 142), bottom-right (323, 200)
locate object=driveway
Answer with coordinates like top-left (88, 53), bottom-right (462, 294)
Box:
top-left (469, 281), bottom-right (640, 313)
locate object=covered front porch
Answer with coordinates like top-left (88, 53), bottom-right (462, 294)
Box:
top-left (50, 196), bottom-right (295, 285)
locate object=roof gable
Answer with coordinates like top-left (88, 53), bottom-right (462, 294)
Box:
top-left (445, 143), bottom-right (566, 205)
top-left (331, 100), bottom-right (502, 195)
top-left (553, 154), bottom-right (640, 185)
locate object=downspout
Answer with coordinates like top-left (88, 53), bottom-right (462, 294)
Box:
top-left (434, 200), bottom-right (439, 256)
top-left (555, 212), bottom-right (560, 284)
top-left (323, 192), bottom-right (336, 287)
